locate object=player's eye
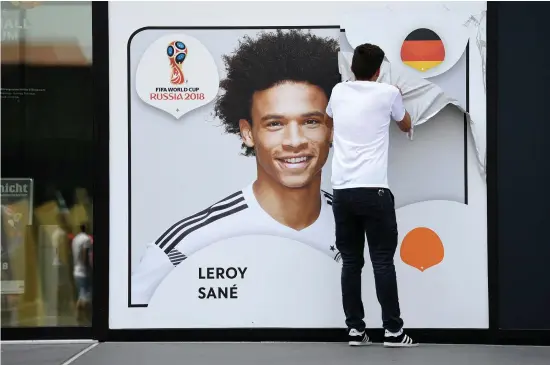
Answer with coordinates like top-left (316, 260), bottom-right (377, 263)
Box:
top-left (266, 121), bottom-right (283, 128)
top-left (304, 119), bottom-right (320, 126)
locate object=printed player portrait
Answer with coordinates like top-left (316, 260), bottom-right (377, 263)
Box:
top-left (131, 29), bottom-right (343, 305)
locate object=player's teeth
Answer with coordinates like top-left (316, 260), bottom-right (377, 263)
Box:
top-left (285, 157), bottom-right (307, 163)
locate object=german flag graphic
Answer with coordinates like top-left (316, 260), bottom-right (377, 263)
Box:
top-left (401, 28), bottom-right (445, 72)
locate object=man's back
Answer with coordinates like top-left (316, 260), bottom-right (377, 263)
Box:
top-left (327, 80), bottom-right (405, 190)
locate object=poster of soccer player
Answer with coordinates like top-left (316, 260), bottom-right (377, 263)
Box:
top-left (128, 27), bottom-right (345, 326)
top-left (109, 1), bottom-right (487, 330)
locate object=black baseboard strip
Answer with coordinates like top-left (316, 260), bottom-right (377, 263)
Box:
top-left (1, 326), bottom-right (93, 341)
top-left (2, 327), bottom-right (549, 346)
top-left (103, 329), bottom-right (549, 346)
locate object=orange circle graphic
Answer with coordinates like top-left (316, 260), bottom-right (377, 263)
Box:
top-left (400, 227), bottom-right (444, 272)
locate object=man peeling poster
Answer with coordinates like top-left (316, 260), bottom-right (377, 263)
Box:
top-left (126, 25), bottom-right (486, 329)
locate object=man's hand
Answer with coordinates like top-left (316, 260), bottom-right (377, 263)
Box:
top-left (396, 111), bottom-right (412, 133)
top-left (392, 85), bottom-right (410, 133)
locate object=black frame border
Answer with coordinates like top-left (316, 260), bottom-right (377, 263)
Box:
top-left (91, 0), bottom-right (111, 343)
top-left (486, 0), bottom-right (499, 341)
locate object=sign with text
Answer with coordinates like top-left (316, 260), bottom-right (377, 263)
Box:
top-left (1, 178), bottom-right (33, 295)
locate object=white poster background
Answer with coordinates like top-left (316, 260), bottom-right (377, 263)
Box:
top-left (109, 1), bottom-right (488, 329)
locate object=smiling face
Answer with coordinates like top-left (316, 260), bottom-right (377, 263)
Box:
top-left (239, 82), bottom-right (332, 189)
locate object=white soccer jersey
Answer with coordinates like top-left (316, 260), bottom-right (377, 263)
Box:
top-left (131, 183), bottom-right (338, 305)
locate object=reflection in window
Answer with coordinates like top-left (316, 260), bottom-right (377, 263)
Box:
top-left (1, 1), bottom-right (93, 328)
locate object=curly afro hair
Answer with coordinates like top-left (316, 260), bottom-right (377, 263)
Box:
top-left (213, 29), bottom-right (341, 156)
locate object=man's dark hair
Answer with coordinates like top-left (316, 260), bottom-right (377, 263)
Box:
top-left (351, 43), bottom-right (385, 80)
top-left (80, 224), bottom-right (86, 233)
top-left (213, 29), bottom-right (340, 156)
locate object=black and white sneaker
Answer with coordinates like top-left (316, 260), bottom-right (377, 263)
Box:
top-left (383, 329), bottom-right (418, 348)
top-left (348, 328), bottom-right (372, 346)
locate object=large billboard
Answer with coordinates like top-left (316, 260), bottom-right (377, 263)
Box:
top-left (109, 1), bottom-right (488, 329)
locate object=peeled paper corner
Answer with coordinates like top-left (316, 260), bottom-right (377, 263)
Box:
top-left (337, 51), bottom-right (486, 178)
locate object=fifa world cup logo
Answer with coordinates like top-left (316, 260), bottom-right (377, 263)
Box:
top-left (167, 41), bottom-right (188, 85)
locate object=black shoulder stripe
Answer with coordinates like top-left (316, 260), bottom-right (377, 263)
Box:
top-left (154, 191), bottom-right (243, 246)
top-left (167, 248), bottom-right (187, 266)
top-left (217, 191), bottom-right (243, 204)
top-left (164, 203), bottom-right (248, 254)
top-left (323, 191), bottom-right (333, 204)
top-left (324, 191), bottom-right (333, 206)
top-left (322, 190), bottom-right (333, 199)
top-left (158, 196), bottom-right (245, 249)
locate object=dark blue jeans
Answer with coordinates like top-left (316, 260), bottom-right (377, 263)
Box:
top-left (332, 187), bottom-right (404, 333)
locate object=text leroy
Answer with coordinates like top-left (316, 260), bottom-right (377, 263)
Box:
top-left (198, 267), bottom-right (247, 300)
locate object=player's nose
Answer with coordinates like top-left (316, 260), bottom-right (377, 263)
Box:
top-left (282, 121), bottom-right (308, 149)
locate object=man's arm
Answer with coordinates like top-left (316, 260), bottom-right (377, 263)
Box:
top-left (391, 87), bottom-right (411, 133)
top-left (397, 111), bottom-right (412, 133)
top-left (82, 237), bottom-right (93, 268)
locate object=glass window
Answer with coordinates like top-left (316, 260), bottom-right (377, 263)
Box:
top-left (1, 1), bottom-right (93, 327)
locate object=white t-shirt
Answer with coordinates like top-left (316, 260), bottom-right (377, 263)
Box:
top-left (131, 183), bottom-right (338, 305)
top-left (326, 81), bottom-right (406, 190)
top-left (71, 232), bottom-right (92, 278)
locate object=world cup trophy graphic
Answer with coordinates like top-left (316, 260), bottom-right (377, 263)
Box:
top-left (167, 41), bottom-right (188, 85)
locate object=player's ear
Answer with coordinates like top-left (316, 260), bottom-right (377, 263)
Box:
top-left (239, 119), bottom-right (254, 148)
